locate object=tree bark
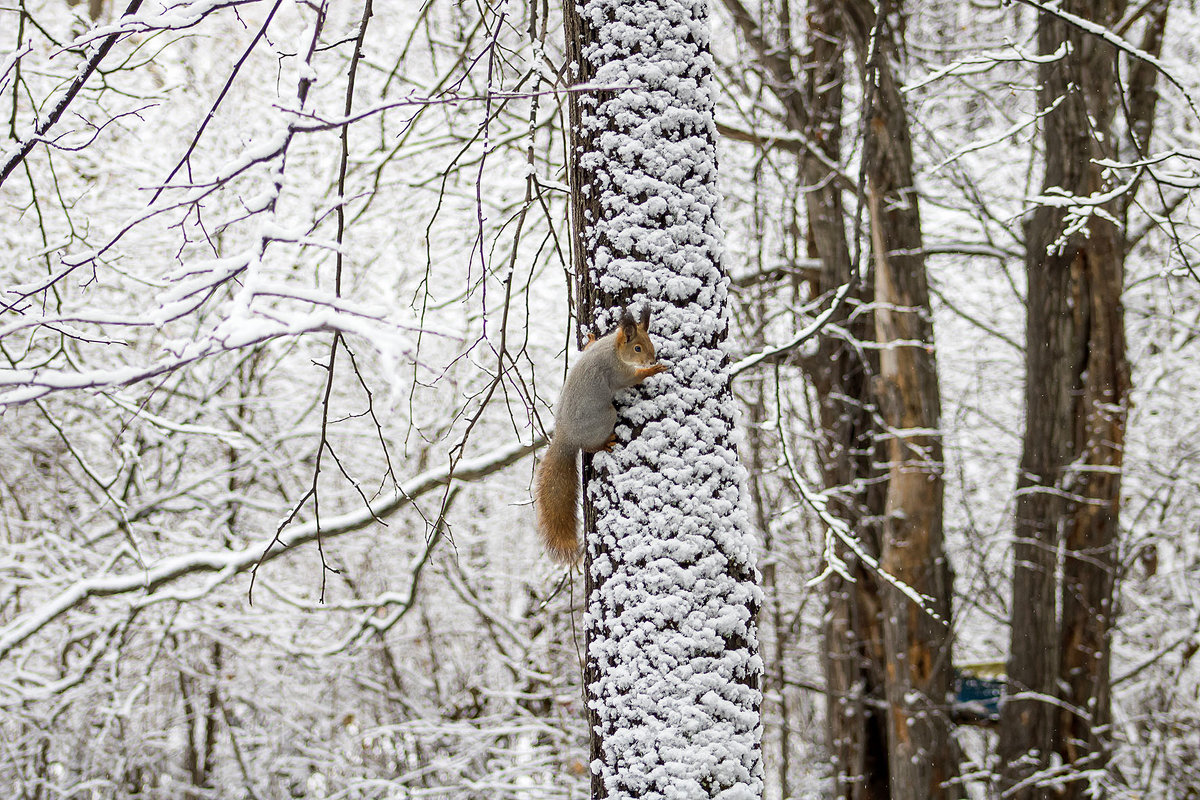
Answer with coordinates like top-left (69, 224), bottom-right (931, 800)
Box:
top-left (720, 0), bottom-right (943, 793)
top-left (563, 0), bottom-right (764, 796)
top-left (999, 2), bottom-right (1146, 797)
top-left (803, 3), bottom-right (891, 798)
top-left (719, 0), bottom-right (893, 791)
top-left (842, 1), bottom-right (959, 798)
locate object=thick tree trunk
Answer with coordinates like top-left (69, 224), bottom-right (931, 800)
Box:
top-left (563, 0), bottom-right (764, 796)
top-left (842, 2), bottom-right (958, 798)
top-left (999, 2), bottom-right (1140, 797)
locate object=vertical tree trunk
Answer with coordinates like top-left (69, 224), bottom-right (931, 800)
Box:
top-left (718, 0), bottom-right (893, 792)
top-left (803, 3), bottom-right (891, 798)
top-left (1000, 3), bottom-right (1149, 798)
top-left (721, 0), bottom-right (952, 793)
top-left (563, 0), bottom-right (764, 796)
top-left (842, 1), bottom-right (958, 798)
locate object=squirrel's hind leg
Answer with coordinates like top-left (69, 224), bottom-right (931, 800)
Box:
top-left (583, 432), bottom-right (619, 453)
top-left (577, 404), bottom-right (618, 453)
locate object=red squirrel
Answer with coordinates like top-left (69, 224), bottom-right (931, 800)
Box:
top-left (534, 307), bottom-right (667, 562)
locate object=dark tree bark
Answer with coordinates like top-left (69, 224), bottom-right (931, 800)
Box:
top-left (841, 1), bottom-right (959, 798)
top-left (999, 2), bottom-right (1165, 797)
top-left (802, 4), bottom-right (891, 799)
top-left (720, 0), bottom-right (954, 794)
top-left (562, 0), bottom-right (764, 796)
top-left (719, 0), bottom-right (892, 793)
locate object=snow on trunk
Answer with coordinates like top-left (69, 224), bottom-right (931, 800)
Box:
top-left (562, 0), bottom-right (764, 797)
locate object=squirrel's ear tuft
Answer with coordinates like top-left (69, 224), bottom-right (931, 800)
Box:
top-left (639, 304), bottom-right (652, 330)
top-left (618, 306), bottom-right (637, 342)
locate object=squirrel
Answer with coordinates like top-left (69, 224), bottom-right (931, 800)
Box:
top-left (534, 306), bottom-right (667, 562)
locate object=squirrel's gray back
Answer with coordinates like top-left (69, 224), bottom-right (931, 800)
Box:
top-left (554, 332), bottom-right (623, 449)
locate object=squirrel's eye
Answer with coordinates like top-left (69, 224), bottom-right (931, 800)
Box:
top-left (634, 346), bottom-right (642, 352)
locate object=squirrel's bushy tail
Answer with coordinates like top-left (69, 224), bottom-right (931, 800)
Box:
top-left (535, 438), bottom-right (579, 563)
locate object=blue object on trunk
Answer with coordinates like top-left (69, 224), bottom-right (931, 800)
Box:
top-left (955, 672), bottom-right (1003, 719)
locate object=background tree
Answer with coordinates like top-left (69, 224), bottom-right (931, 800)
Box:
top-left (841, 1), bottom-right (959, 796)
top-left (1000, 1), bottom-right (1172, 797)
top-left (719, 0), bottom-right (957, 794)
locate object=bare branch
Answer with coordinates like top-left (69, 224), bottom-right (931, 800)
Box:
top-left (0, 436), bottom-right (542, 666)
top-left (0, 0), bottom-right (145, 187)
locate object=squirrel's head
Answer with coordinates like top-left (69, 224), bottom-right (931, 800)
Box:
top-left (614, 305), bottom-right (657, 365)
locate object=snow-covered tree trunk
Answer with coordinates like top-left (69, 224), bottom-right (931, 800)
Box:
top-left (563, 0), bottom-right (764, 796)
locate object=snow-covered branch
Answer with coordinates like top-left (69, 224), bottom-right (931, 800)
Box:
top-left (0, 436), bottom-right (540, 665)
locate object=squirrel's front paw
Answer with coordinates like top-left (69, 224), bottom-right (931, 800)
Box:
top-left (648, 362), bottom-right (668, 376)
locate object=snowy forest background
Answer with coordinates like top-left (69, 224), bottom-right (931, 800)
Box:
top-left (2, 0), bottom-right (1199, 798)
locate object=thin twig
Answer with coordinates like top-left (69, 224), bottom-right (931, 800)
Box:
top-left (0, 0), bottom-right (145, 186)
